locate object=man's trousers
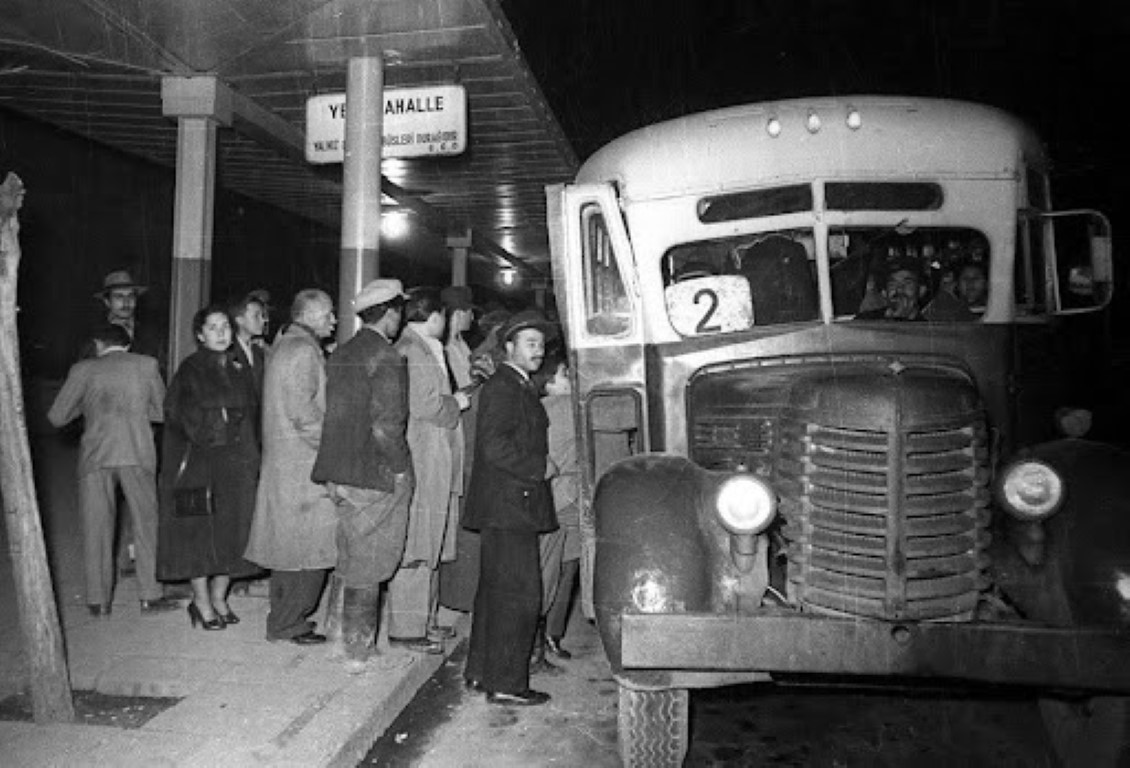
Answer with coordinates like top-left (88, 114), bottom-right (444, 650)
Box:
top-left (266, 569), bottom-right (327, 640)
top-left (388, 563), bottom-right (439, 639)
top-left (334, 474), bottom-right (412, 589)
top-left (78, 466), bottom-right (161, 605)
top-left (464, 528), bottom-right (541, 695)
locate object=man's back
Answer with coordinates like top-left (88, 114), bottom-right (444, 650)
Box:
top-left (312, 327), bottom-right (410, 491)
top-left (48, 351), bottom-right (164, 475)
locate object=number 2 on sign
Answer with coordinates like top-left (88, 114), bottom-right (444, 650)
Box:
top-left (694, 288), bottom-right (721, 333)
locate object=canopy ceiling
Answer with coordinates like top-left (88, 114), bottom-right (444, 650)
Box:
top-left (0, 0), bottom-right (578, 280)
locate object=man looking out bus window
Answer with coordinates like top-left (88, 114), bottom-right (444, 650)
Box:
top-left (856, 261), bottom-right (926, 321)
top-left (956, 262), bottom-right (988, 309)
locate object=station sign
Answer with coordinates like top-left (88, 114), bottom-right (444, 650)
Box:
top-left (305, 84), bottom-right (466, 164)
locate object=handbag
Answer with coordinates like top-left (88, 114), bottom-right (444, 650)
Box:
top-left (173, 443), bottom-right (213, 518)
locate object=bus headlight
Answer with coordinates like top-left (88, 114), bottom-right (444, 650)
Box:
top-left (715, 474), bottom-right (777, 534)
top-left (996, 459), bottom-right (1065, 520)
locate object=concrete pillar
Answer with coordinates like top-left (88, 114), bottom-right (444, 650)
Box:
top-left (162, 78), bottom-right (231, 370)
top-left (446, 229), bottom-right (471, 287)
top-left (339, 57), bottom-right (384, 342)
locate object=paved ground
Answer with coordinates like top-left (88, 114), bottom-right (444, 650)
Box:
top-left (0, 418), bottom-right (462, 767)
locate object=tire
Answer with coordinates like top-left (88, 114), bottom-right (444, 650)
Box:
top-left (1039, 695), bottom-right (1129, 767)
top-left (618, 685), bottom-right (689, 768)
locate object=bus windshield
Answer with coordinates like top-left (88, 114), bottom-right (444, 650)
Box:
top-left (661, 226), bottom-right (990, 335)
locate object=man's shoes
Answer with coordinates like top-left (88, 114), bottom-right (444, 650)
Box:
top-left (87, 603), bottom-right (111, 617)
top-left (545, 636), bottom-right (572, 660)
top-left (486, 689), bottom-right (551, 706)
top-left (289, 631), bottom-right (327, 646)
top-left (389, 636), bottom-right (444, 655)
top-left (139, 597), bottom-right (181, 613)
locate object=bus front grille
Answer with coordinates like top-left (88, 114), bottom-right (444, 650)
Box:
top-left (778, 420), bottom-right (991, 621)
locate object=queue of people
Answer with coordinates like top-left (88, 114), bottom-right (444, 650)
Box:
top-left (50, 269), bottom-right (578, 706)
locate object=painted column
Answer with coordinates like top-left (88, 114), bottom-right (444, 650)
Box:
top-left (339, 56), bottom-right (384, 342)
top-left (446, 229), bottom-right (471, 287)
top-left (162, 78), bottom-right (230, 370)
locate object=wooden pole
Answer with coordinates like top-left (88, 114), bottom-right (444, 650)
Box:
top-left (0, 172), bottom-right (74, 722)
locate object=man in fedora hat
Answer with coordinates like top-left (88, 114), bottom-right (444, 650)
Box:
top-left (88, 268), bottom-right (168, 583)
top-left (312, 278), bottom-right (414, 673)
top-left (461, 309), bottom-right (559, 706)
top-left (94, 269), bottom-right (167, 379)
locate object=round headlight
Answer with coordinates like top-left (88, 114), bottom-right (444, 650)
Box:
top-left (997, 459), bottom-right (1064, 520)
top-left (716, 474), bottom-right (777, 534)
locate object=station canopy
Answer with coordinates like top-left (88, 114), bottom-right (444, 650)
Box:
top-left (0, 0), bottom-right (578, 280)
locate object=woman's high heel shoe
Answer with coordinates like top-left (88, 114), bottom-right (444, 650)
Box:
top-left (187, 602), bottom-right (225, 631)
top-left (217, 610), bottom-right (240, 626)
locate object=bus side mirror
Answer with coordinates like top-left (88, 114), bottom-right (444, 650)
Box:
top-left (1042, 210), bottom-right (1113, 314)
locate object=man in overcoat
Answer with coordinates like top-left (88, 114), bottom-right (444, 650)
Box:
top-left (462, 310), bottom-right (558, 706)
top-left (389, 288), bottom-right (470, 653)
top-left (311, 278), bottom-right (413, 673)
top-left (245, 290), bottom-right (337, 644)
top-left (48, 323), bottom-right (179, 615)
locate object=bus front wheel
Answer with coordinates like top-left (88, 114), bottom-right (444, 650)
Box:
top-left (618, 684), bottom-right (689, 768)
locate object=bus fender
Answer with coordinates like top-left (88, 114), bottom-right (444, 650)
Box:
top-left (591, 453), bottom-right (713, 678)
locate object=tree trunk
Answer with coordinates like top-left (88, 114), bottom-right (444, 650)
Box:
top-left (0, 172), bottom-right (74, 722)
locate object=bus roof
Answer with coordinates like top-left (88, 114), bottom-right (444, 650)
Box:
top-left (575, 96), bottom-right (1046, 202)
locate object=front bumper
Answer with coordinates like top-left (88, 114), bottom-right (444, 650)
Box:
top-left (621, 611), bottom-right (1130, 693)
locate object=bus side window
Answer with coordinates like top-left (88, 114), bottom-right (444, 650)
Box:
top-left (581, 203), bottom-right (631, 336)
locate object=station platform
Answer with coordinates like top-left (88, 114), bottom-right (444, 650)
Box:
top-left (0, 420), bottom-right (465, 767)
top-left (0, 581), bottom-right (466, 768)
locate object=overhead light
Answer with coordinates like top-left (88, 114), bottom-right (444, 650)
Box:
top-left (846, 107), bottom-right (863, 130)
top-left (806, 112), bottom-right (822, 133)
top-left (766, 116), bottom-right (782, 137)
top-left (499, 267), bottom-right (518, 287)
top-left (381, 210), bottom-right (410, 239)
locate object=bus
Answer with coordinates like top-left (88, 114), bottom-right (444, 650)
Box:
top-left (546, 96), bottom-right (1127, 766)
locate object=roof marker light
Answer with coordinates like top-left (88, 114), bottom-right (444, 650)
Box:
top-left (806, 112), bottom-right (821, 133)
top-left (846, 108), bottom-right (863, 130)
top-left (766, 116), bottom-right (782, 138)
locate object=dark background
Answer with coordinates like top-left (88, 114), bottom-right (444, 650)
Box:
top-left (5, 1), bottom-right (1129, 376)
top-left (502, 0), bottom-right (1130, 359)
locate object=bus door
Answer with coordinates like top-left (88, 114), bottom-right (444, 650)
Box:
top-left (546, 183), bottom-right (646, 616)
top-left (1012, 206), bottom-right (1113, 446)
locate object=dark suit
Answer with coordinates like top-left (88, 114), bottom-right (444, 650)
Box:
top-left (232, 337), bottom-right (266, 445)
top-left (463, 363), bottom-right (557, 694)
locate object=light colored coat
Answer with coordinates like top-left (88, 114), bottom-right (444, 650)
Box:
top-left (48, 350), bottom-right (164, 476)
top-left (396, 325), bottom-right (463, 568)
top-left (245, 324), bottom-right (337, 570)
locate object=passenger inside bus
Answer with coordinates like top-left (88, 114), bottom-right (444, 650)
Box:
top-left (855, 260), bottom-right (927, 321)
top-left (831, 226), bottom-right (990, 321)
top-left (733, 236), bottom-right (819, 325)
top-left (956, 262), bottom-right (988, 308)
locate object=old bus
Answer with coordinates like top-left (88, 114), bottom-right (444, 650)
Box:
top-left (546, 96), bottom-right (1127, 766)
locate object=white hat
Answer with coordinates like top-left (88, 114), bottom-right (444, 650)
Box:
top-left (354, 278), bottom-right (407, 312)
